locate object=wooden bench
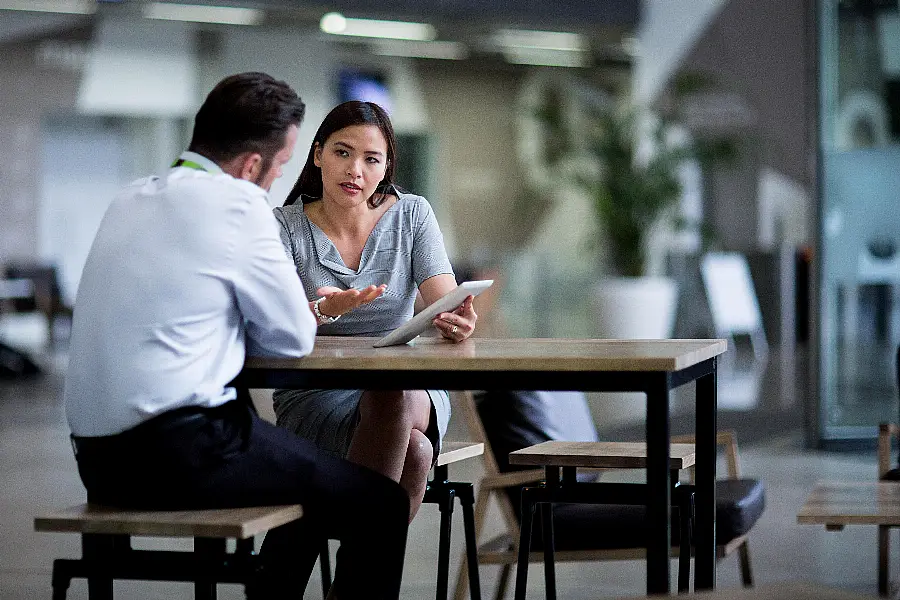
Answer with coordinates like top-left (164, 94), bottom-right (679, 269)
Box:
top-left (798, 480), bottom-right (900, 598)
top-left (34, 503), bottom-right (302, 600)
top-left (507, 441), bottom-right (699, 600)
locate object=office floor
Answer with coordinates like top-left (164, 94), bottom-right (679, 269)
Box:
top-left (0, 347), bottom-right (891, 600)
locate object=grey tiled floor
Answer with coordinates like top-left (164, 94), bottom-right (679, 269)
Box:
top-left (0, 351), bottom-right (889, 599)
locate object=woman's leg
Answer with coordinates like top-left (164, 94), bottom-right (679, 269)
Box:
top-left (346, 390), bottom-right (434, 520)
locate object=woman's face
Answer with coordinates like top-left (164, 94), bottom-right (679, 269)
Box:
top-left (314, 124), bottom-right (388, 209)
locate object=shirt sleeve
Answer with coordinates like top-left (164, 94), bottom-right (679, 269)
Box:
top-left (411, 196), bottom-right (454, 286)
top-left (232, 198), bottom-right (317, 357)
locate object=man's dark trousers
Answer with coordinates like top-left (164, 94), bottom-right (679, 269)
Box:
top-left (72, 400), bottom-right (410, 599)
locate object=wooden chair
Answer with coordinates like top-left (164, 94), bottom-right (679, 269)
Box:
top-left (34, 503), bottom-right (302, 600)
top-left (877, 344), bottom-right (900, 596)
top-left (452, 390), bottom-right (764, 600)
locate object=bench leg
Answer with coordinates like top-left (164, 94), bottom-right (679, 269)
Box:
top-left (195, 537), bottom-right (226, 600)
top-left (880, 525), bottom-right (890, 597)
top-left (51, 559), bottom-right (72, 600)
top-left (83, 534), bottom-right (114, 600)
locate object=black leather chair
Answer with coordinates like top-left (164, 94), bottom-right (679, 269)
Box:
top-left (453, 390), bottom-right (766, 600)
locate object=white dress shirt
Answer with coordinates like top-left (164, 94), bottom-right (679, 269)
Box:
top-left (65, 151), bottom-right (317, 437)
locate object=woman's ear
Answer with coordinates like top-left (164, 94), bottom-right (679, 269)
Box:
top-left (313, 143), bottom-right (322, 168)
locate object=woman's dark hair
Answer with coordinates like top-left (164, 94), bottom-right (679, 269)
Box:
top-left (188, 72), bottom-right (305, 169)
top-left (284, 101), bottom-right (397, 208)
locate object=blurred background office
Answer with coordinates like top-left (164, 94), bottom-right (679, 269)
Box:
top-left (0, 0), bottom-right (896, 451)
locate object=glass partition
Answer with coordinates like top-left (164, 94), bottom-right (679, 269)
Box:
top-left (818, 0), bottom-right (900, 443)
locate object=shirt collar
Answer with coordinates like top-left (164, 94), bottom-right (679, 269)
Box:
top-left (174, 151), bottom-right (224, 175)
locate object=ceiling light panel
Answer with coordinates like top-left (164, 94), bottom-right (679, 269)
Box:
top-left (371, 39), bottom-right (468, 60)
top-left (491, 28), bottom-right (586, 52)
top-left (0, 0), bottom-right (95, 14)
top-left (320, 12), bottom-right (436, 41)
top-left (143, 3), bottom-right (263, 26)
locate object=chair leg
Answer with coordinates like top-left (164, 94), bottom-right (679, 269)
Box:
top-left (454, 554), bottom-right (471, 600)
top-left (540, 503), bottom-right (556, 600)
top-left (320, 538), bottom-right (333, 599)
top-left (514, 490), bottom-right (536, 600)
top-left (495, 564), bottom-right (512, 600)
top-left (457, 483), bottom-right (483, 600)
top-left (738, 541), bottom-right (754, 588)
top-left (880, 525), bottom-right (890, 597)
top-left (437, 487), bottom-right (457, 600)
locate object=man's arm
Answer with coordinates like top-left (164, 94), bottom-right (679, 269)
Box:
top-left (233, 200), bottom-right (317, 357)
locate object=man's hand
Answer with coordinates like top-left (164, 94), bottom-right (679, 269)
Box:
top-left (316, 285), bottom-right (386, 318)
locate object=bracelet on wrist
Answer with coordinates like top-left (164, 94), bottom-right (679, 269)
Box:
top-left (313, 297), bottom-right (340, 325)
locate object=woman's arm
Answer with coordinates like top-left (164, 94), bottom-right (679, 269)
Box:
top-left (418, 274), bottom-right (477, 342)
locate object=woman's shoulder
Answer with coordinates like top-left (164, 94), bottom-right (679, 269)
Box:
top-left (392, 189), bottom-right (435, 219)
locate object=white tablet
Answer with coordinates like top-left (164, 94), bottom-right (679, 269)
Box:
top-left (372, 280), bottom-right (494, 348)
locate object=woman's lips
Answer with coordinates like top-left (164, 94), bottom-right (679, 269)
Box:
top-left (340, 182), bottom-right (361, 193)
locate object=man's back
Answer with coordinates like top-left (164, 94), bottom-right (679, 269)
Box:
top-left (65, 166), bottom-right (315, 437)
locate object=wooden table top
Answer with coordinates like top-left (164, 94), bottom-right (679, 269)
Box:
top-left (509, 441), bottom-right (697, 470)
top-left (619, 581), bottom-right (878, 599)
top-left (245, 336), bottom-right (727, 373)
top-left (797, 481), bottom-right (900, 526)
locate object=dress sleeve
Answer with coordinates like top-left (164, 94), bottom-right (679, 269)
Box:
top-left (232, 199), bottom-right (317, 357)
top-left (411, 197), bottom-right (454, 286)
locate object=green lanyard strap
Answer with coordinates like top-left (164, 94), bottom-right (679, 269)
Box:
top-left (171, 158), bottom-right (207, 172)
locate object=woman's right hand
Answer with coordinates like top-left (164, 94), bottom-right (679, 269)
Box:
top-left (316, 284), bottom-right (386, 318)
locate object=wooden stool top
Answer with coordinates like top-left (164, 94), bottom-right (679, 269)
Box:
top-left (616, 582), bottom-right (878, 599)
top-left (437, 441), bottom-right (484, 466)
top-left (508, 441), bottom-right (696, 470)
top-left (34, 503), bottom-right (302, 539)
top-left (798, 481), bottom-right (900, 527)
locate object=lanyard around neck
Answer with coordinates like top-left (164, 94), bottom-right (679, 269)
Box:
top-left (171, 158), bottom-right (208, 172)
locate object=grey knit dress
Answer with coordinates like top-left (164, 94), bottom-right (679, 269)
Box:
top-left (271, 191), bottom-right (454, 459)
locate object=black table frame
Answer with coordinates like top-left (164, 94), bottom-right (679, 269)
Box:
top-left (237, 355), bottom-right (718, 596)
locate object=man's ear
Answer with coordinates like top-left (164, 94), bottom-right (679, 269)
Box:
top-left (238, 153), bottom-right (263, 182)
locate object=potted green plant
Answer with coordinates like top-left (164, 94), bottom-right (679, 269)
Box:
top-left (536, 75), bottom-right (735, 338)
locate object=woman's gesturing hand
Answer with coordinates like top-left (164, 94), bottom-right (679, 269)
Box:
top-left (316, 285), bottom-right (386, 318)
top-left (433, 295), bottom-right (477, 342)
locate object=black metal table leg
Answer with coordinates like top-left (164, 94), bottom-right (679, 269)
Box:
top-left (514, 488), bottom-right (537, 600)
top-left (645, 373), bottom-right (672, 596)
top-left (695, 360), bottom-right (718, 591)
top-left (677, 488), bottom-right (695, 593)
top-left (457, 483), bottom-right (483, 600)
top-left (195, 537), bottom-right (226, 600)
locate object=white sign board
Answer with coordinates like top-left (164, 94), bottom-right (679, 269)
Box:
top-left (700, 252), bottom-right (763, 336)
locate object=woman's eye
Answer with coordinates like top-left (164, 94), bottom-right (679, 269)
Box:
top-left (366, 157), bottom-right (380, 164)
top-left (336, 149), bottom-right (349, 157)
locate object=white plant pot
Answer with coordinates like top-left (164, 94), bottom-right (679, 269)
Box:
top-left (592, 276), bottom-right (679, 339)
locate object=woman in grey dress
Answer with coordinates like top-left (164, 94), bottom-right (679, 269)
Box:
top-left (272, 101), bottom-right (478, 522)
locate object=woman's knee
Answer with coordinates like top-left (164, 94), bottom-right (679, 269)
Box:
top-left (358, 390), bottom-right (431, 431)
top-left (406, 428), bottom-right (434, 476)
